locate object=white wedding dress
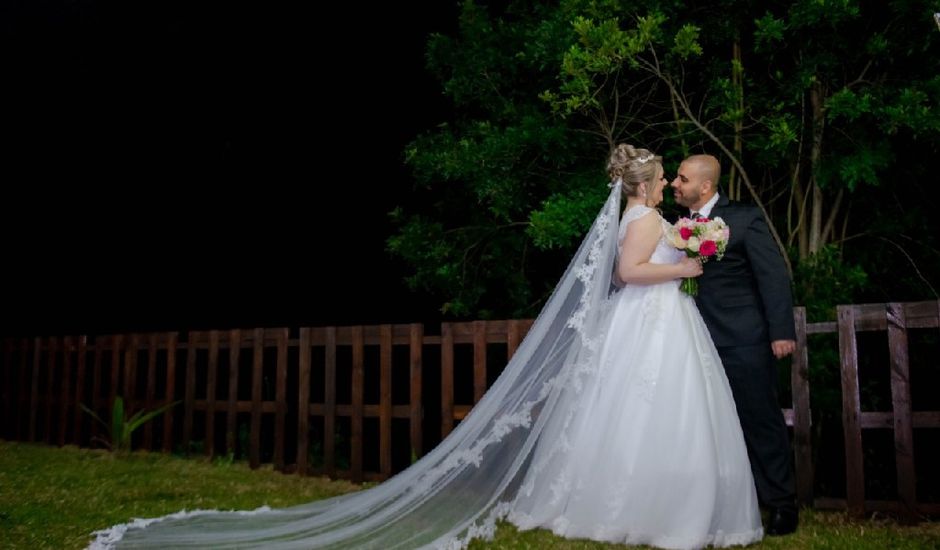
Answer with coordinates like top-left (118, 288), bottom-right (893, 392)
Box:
top-left (508, 205), bottom-right (763, 548)
top-left (89, 186), bottom-right (761, 550)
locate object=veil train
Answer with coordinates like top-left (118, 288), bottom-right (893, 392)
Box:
top-left (90, 182), bottom-right (624, 550)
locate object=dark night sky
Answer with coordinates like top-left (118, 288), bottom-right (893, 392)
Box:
top-left (1, 2), bottom-right (458, 336)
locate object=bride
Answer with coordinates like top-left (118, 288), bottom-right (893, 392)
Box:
top-left (90, 144), bottom-right (762, 550)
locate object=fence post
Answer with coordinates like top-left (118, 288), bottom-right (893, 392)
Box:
top-left (273, 328), bottom-right (288, 471)
top-left (791, 307), bottom-right (814, 507)
top-left (205, 331), bottom-right (220, 458)
top-left (409, 323), bottom-right (423, 458)
top-left (838, 305), bottom-right (865, 517)
top-left (351, 326), bottom-right (364, 482)
top-left (249, 328), bottom-right (264, 469)
top-left (163, 332), bottom-right (178, 453)
top-left (297, 328), bottom-right (311, 475)
top-left (440, 323), bottom-right (454, 438)
top-left (380, 324), bottom-right (393, 478)
top-left (886, 302), bottom-right (917, 523)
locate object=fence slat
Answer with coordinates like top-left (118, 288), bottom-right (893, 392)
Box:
top-left (45, 337), bottom-right (58, 444)
top-left (124, 334), bottom-right (139, 408)
top-left (90, 337), bottom-right (104, 442)
top-left (143, 333), bottom-right (158, 450)
top-left (441, 323), bottom-right (454, 438)
top-left (273, 328), bottom-right (288, 471)
top-left (380, 325), bottom-right (392, 478)
top-left (249, 328), bottom-right (264, 469)
top-left (163, 333), bottom-right (178, 453)
top-left (28, 337), bottom-right (41, 442)
top-left (182, 332), bottom-right (198, 454)
top-left (297, 328), bottom-right (311, 476)
top-left (205, 331), bottom-right (220, 458)
top-left (324, 327), bottom-right (337, 475)
top-left (17, 338), bottom-right (29, 440)
top-left (226, 329), bottom-right (241, 457)
top-left (73, 336), bottom-right (88, 445)
top-left (791, 307), bottom-right (814, 506)
top-left (838, 305), bottom-right (865, 517)
top-left (409, 323), bottom-right (423, 458)
top-left (109, 335), bottom-right (122, 414)
top-left (351, 326), bottom-right (364, 482)
top-left (58, 337), bottom-right (72, 446)
top-left (2, 339), bottom-right (13, 439)
top-left (473, 321), bottom-right (486, 403)
top-left (886, 303), bottom-right (917, 523)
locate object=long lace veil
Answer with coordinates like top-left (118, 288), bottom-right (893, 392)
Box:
top-left (91, 181), bottom-right (623, 550)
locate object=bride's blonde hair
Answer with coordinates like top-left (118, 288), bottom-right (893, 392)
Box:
top-left (607, 144), bottom-right (662, 203)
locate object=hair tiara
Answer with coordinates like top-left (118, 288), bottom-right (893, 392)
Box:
top-left (635, 154), bottom-right (654, 165)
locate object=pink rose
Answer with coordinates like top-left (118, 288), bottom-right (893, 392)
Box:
top-left (699, 240), bottom-right (717, 256)
top-left (680, 227), bottom-right (693, 240)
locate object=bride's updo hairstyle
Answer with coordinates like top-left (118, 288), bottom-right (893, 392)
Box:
top-left (607, 143), bottom-right (662, 203)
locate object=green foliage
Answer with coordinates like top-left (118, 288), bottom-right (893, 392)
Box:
top-left (81, 396), bottom-right (179, 454)
top-left (793, 245), bottom-right (868, 323)
top-left (394, 0), bottom-right (940, 319)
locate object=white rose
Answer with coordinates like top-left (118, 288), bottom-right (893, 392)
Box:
top-left (687, 236), bottom-right (701, 253)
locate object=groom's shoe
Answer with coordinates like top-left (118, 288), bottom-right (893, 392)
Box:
top-left (765, 507), bottom-right (798, 536)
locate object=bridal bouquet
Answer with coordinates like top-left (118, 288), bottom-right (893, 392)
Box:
top-left (667, 216), bottom-right (730, 296)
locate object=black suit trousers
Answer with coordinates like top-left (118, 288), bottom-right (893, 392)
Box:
top-left (716, 343), bottom-right (796, 511)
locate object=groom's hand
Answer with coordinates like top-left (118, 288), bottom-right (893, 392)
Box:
top-left (771, 339), bottom-right (796, 359)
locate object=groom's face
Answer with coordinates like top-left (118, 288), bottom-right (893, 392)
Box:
top-left (671, 160), bottom-right (705, 209)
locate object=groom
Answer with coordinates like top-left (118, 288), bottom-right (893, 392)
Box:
top-left (671, 154), bottom-right (799, 536)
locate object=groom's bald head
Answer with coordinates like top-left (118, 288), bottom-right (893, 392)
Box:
top-left (671, 154), bottom-right (721, 210)
top-left (686, 155), bottom-right (721, 193)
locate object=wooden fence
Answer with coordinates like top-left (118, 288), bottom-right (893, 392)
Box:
top-left (1, 301), bottom-right (938, 518)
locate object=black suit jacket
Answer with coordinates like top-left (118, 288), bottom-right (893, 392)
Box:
top-left (693, 195), bottom-right (796, 347)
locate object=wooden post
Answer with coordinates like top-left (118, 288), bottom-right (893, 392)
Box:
top-left (163, 332), bottom-right (178, 453)
top-left (45, 337), bottom-right (57, 444)
top-left (297, 328), bottom-right (311, 475)
top-left (226, 329), bottom-right (241, 457)
top-left (74, 336), bottom-right (88, 445)
top-left (507, 320), bottom-right (522, 359)
top-left (472, 321), bottom-right (486, 403)
top-left (380, 324), bottom-right (393, 478)
top-left (91, 336), bottom-right (104, 442)
top-left (249, 328), bottom-right (263, 469)
top-left (2, 339), bottom-right (13, 439)
top-left (109, 335), bottom-right (122, 414)
top-left (324, 327), bottom-right (337, 475)
top-left (28, 336), bottom-right (41, 442)
top-left (182, 331), bottom-right (198, 455)
top-left (124, 334), bottom-right (138, 407)
top-left (791, 307), bottom-right (814, 507)
top-left (58, 337), bottom-right (72, 446)
top-left (273, 328), bottom-right (287, 471)
top-left (205, 330), bottom-right (219, 459)
top-left (17, 337), bottom-right (29, 440)
top-left (838, 305), bottom-right (865, 517)
top-left (886, 303), bottom-right (917, 523)
top-left (351, 326), bottom-right (364, 482)
top-left (440, 323), bottom-right (454, 438)
top-left (143, 333), bottom-right (158, 450)
top-left (409, 323), bottom-right (423, 458)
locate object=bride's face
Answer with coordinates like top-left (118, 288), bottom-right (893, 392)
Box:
top-left (647, 165), bottom-right (668, 206)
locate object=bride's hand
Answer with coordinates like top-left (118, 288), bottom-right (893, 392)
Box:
top-left (677, 256), bottom-right (703, 278)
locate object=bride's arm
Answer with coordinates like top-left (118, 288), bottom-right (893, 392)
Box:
top-left (618, 212), bottom-right (702, 285)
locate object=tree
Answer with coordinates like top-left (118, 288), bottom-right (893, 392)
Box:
top-left (392, 0), bottom-right (940, 319)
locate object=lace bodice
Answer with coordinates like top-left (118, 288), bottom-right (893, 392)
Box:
top-left (618, 205), bottom-right (683, 265)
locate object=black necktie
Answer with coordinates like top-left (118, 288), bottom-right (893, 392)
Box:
top-left (691, 211), bottom-right (701, 220)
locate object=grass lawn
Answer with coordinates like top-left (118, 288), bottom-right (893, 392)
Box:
top-left (2, 440), bottom-right (938, 549)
